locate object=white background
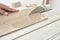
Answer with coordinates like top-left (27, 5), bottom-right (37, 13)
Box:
top-left (0, 0), bottom-right (60, 12)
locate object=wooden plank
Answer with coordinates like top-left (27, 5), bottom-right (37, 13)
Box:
top-left (0, 9), bottom-right (47, 37)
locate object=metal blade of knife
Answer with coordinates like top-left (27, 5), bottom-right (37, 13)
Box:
top-left (29, 6), bottom-right (46, 15)
top-left (29, 5), bottom-right (52, 15)
top-left (29, 0), bottom-right (51, 15)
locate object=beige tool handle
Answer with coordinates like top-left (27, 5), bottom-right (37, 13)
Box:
top-left (46, 0), bottom-right (50, 4)
top-left (42, 0), bottom-right (50, 5)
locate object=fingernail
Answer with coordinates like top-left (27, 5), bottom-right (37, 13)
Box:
top-left (4, 12), bottom-right (8, 16)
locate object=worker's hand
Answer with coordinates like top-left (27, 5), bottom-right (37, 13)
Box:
top-left (0, 3), bottom-right (18, 16)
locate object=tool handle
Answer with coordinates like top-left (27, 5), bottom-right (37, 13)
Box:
top-left (42, 0), bottom-right (50, 5)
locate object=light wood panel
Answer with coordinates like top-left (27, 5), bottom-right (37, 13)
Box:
top-left (0, 8), bottom-right (47, 37)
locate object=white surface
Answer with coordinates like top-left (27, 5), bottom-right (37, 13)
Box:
top-left (14, 20), bottom-right (60, 40)
top-left (49, 32), bottom-right (60, 40)
top-left (51, 0), bottom-right (60, 12)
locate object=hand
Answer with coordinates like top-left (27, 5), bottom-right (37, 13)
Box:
top-left (0, 3), bottom-right (18, 16)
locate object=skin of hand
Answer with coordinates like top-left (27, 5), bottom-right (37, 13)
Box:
top-left (0, 3), bottom-right (18, 16)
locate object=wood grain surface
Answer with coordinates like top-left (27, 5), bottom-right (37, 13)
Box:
top-left (0, 8), bottom-right (47, 37)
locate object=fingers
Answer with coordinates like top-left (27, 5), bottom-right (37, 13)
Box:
top-left (0, 3), bottom-right (18, 12)
top-left (0, 3), bottom-right (19, 16)
top-left (0, 8), bottom-right (8, 16)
